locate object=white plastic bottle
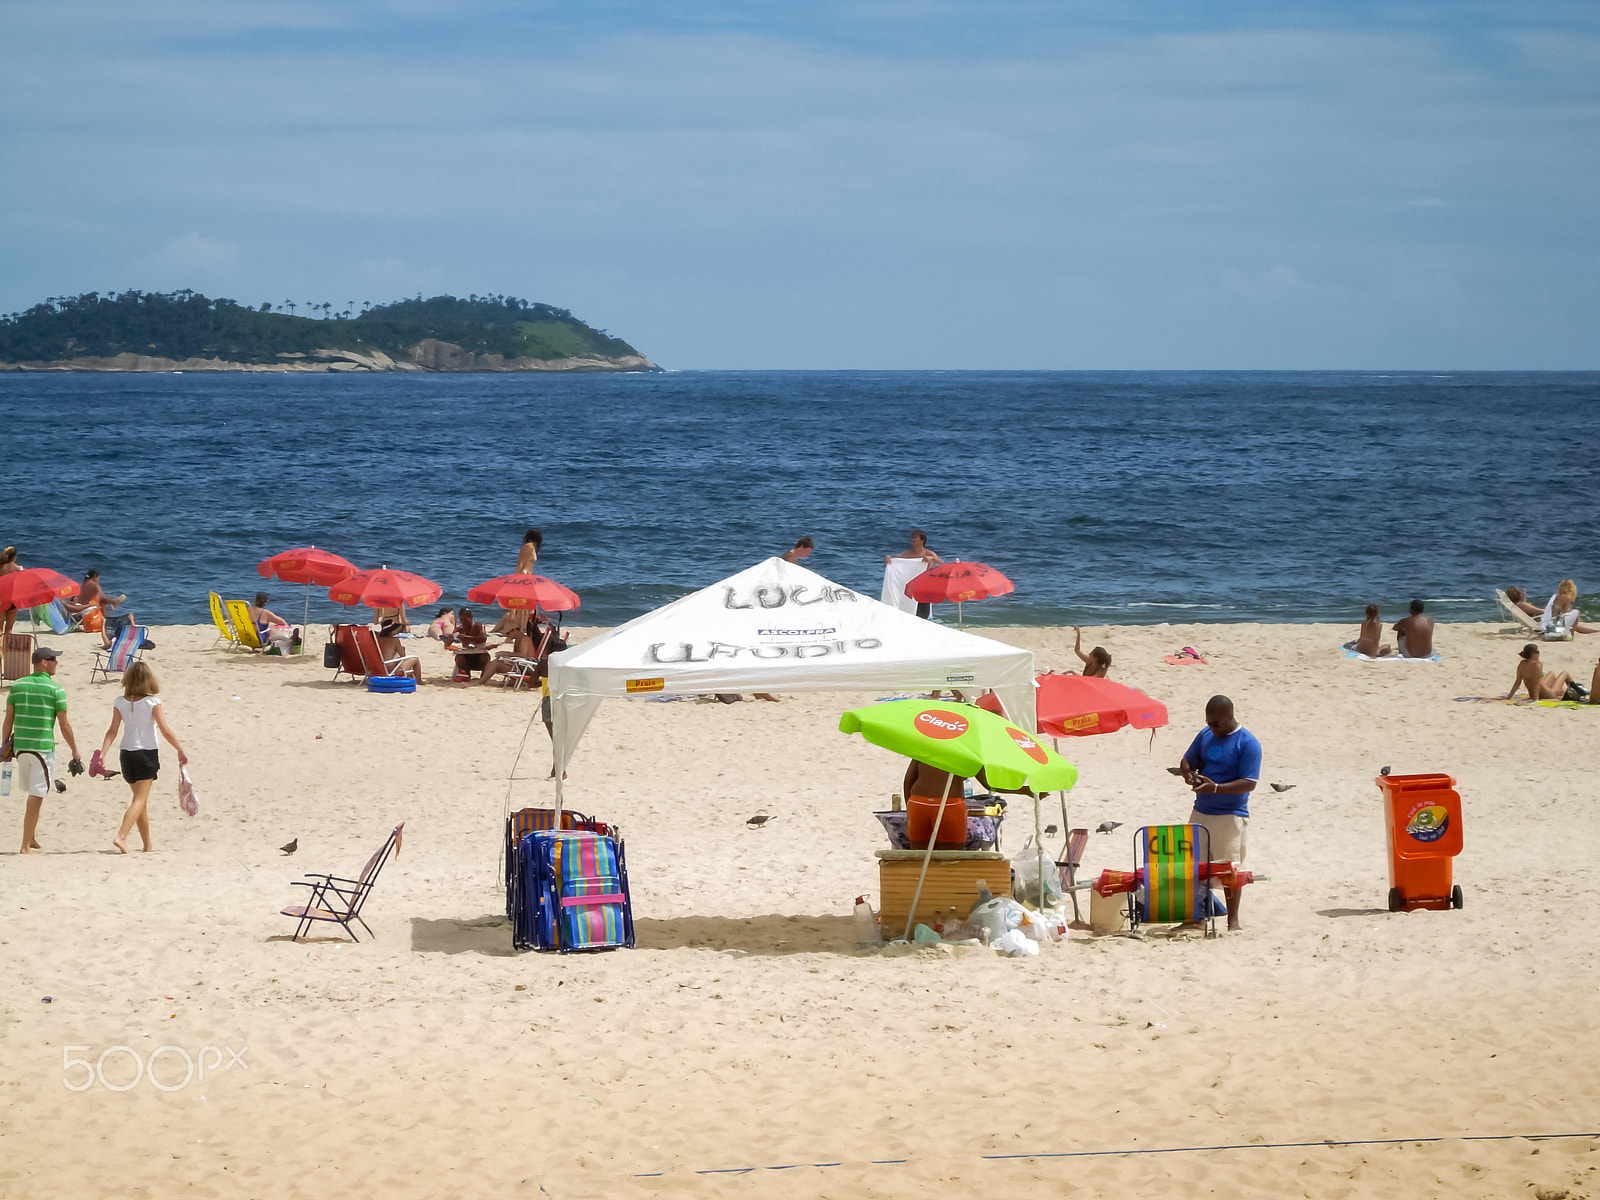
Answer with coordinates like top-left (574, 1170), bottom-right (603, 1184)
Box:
top-left (853, 895), bottom-right (879, 947)
top-left (1, 761), bottom-right (11, 797)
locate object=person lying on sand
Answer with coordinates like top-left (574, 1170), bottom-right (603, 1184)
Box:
top-left (1506, 644), bottom-right (1576, 701)
top-left (1393, 600), bottom-right (1434, 658)
top-left (1346, 604), bottom-right (1395, 656)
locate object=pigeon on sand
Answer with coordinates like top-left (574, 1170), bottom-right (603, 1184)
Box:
top-left (1095, 821), bottom-right (1122, 834)
top-left (1270, 783), bottom-right (1296, 793)
top-left (746, 814), bottom-right (772, 828)
top-left (280, 838), bottom-right (298, 855)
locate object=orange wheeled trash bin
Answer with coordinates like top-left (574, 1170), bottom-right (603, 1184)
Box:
top-left (1376, 772), bottom-right (1464, 912)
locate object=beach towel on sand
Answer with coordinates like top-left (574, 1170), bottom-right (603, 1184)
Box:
top-left (1453, 696), bottom-right (1598, 708)
top-left (880, 559), bottom-right (926, 615)
top-left (1163, 647), bottom-right (1208, 666)
top-left (1343, 647), bottom-right (1441, 663)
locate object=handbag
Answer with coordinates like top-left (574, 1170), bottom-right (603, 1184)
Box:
top-left (323, 641), bottom-right (342, 668)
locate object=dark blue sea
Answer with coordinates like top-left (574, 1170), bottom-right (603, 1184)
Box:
top-left (1, 370), bottom-right (1596, 628)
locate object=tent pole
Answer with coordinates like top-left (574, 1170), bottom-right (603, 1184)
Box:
top-left (1033, 788), bottom-right (1046, 914)
top-left (903, 772), bottom-right (956, 941)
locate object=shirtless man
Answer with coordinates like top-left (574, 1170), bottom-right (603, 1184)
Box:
top-left (447, 607), bottom-right (490, 680)
top-left (886, 530), bottom-right (944, 619)
top-left (781, 537), bottom-right (814, 565)
top-left (1393, 599), bottom-right (1434, 659)
top-left (901, 759), bottom-right (969, 849)
top-left (1506, 643), bottom-right (1574, 701)
top-left (1353, 605), bottom-right (1395, 656)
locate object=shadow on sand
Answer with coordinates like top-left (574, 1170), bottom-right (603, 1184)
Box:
top-left (409, 913), bottom-right (857, 956)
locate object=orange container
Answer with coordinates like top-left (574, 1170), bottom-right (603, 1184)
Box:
top-left (1376, 772), bottom-right (1464, 912)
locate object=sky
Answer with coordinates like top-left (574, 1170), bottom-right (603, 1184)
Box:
top-left (2, 1), bottom-right (1597, 369)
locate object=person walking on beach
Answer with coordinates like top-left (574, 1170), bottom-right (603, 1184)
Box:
top-left (782, 537), bottom-right (814, 565)
top-left (3, 647), bottom-right (82, 854)
top-left (1177, 695), bottom-right (1261, 932)
top-left (99, 661), bottom-right (188, 854)
top-left (0, 545), bottom-right (20, 635)
top-left (1392, 599), bottom-right (1435, 658)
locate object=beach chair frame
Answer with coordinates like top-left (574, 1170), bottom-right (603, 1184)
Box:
top-left (1494, 590), bottom-right (1542, 634)
top-left (282, 823), bottom-right (404, 942)
top-left (1055, 826), bottom-right (1090, 924)
top-left (504, 807), bottom-right (616, 919)
top-left (1128, 822), bottom-right (1216, 938)
top-left (89, 623), bottom-right (146, 684)
top-left (351, 626), bottom-right (413, 680)
top-left (209, 591), bottom-right (241, 649)
top-left (225, 600), bottom-right (267, 652)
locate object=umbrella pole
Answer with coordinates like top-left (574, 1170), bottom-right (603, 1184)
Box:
top-left (303, 583), bottom-right (311, 654)
top-left (903, 773), bottom-right (956, 941)
top-left (1034, 788), bottom-right (1046, 913)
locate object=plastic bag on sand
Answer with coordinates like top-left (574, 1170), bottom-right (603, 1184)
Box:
top-left (178, 767), bottom-right (199, 817)
top-left (994, 929), bottom-right (1038, 957)
top-left (1012, 842), bottom-right (1063, 908)
top-left (912, 924), bottom-right (942, 944)
top-left (968, 895), bottom-right (1029, 943)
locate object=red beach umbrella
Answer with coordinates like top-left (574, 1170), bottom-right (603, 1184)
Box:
top-left (0, 568), bottom-right (80, 610)
top-left (466, 574), bottom-right (581, 613)
top-left (257, 546), bottom-right (357, 587)
top-left (328, 567), bottom-right (442, 611)
top-left (904, 561), bottom-right (1014, 626)
top-left (978, 674), bottom-right (1168, 739)
top-left (258, 547), bottom-right (359, 633)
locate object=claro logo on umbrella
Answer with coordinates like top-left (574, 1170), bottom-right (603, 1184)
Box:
top-left (1006, 726), bottom-right (1050, 763)
top-left (914, 709), bottom-right (969, 739)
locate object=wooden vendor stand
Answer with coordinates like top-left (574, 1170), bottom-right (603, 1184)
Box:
top-left (875, 848), bottom-right (1010, 933)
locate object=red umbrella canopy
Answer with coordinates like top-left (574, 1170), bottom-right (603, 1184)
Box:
top-left (466, 574), bottom-right (580, 612)
top-left (327, 568), bottom-right (442, 610)
top-left (0, 568), bottom-right (80, 610)
top-left (979, 674), bottom-right (1169, 738)
top-left (904, 562), bottom-right (1015, 604)
top-left (258, 547), bottom-right (358, 586)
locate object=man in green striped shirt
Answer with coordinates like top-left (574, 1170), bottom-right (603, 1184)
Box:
top-left (3, 647), bottom-right (80, 854)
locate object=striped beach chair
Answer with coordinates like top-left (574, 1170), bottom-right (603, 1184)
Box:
top-left (1130, 822), bottom-right (1216, 937)
top-left (2, 632), bottom-right (35, 682)
top-left (512, 829), bottom-right (634, 952)
top-left (89, 623), bottom-right (145, 684)
top-left (504, 807), bottom-right (615, 918)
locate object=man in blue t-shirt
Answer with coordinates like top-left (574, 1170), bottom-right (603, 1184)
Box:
top-left (1178, 695), bottom-right (1262, 931)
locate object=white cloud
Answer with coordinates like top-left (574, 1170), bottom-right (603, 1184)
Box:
top-left (159, 232), bottom-right (239, 274)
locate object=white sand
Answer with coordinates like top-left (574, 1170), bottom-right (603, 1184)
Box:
top-left (2, 619), bottom-right (1598, 1199)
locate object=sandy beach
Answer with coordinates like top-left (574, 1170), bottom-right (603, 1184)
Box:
top-left (3, 617), bottom-right (1599, 1199)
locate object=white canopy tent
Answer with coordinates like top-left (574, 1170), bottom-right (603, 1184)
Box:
top-left (548, 557), bottom-right (1037, 810)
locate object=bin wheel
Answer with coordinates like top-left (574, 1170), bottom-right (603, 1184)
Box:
top-left (1451, 885), bottom-right (1463, 910)
top-left (1388, 888), bottom-right (1403, 913)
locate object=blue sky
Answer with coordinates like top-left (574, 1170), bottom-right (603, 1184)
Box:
top-left (3, 1), bottom-right (1597, 368)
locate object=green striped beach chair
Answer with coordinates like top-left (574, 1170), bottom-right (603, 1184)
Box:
top-left (1130, 823), bottom-right (1216, 938)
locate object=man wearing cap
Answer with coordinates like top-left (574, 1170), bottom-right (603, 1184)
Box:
top-left (3, 647), bottom-right (82, 853)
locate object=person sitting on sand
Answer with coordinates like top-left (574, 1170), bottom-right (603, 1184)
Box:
top-left (375, 619), bottom-right (424, 682)
top-left (1071, 626), bottom-right (1111, 677)
top-left (1506, 644), bottom-right (1576, 701)
top-left (1544, 580), bottom-right (1598, 636)
top-left (448, 607), bottom-right (490, 679)
top-left (1505, 587), bottom-right (1544, 617)
top-left (1392, 600), bottom-right (1434, 658)
top-left (426, 607), bottom-right (456, 640)
top-left (1346, 604), bottom-right (1395, 656)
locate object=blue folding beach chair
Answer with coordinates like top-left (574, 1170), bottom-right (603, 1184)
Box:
top-left (89, 622), bottom-right (146, 684)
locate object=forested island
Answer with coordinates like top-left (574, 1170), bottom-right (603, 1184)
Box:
top-left (0, 291), bottom-right (658, 373)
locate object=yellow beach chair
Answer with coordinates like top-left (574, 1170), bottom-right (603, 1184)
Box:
top-left (225, 599), bottom-right (267, 652)
top-left (209, 592), bottom-right (241, 649)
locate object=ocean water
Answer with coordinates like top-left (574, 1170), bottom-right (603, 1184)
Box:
top-left (0, 370), bottom-right (1596, 629)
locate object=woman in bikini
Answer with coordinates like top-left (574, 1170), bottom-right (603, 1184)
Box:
top-left (1506, 644), bottom-right (1576, 701)
top-left (1071, 626), bottom-right (1112, 676)
top-left (1352, 605), bottom-right (1395, 656)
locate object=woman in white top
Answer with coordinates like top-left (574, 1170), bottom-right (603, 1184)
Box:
top-left (100, 661), bottom-right (187, 854)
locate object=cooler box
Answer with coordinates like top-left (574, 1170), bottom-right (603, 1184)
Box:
top-left (875, 849), bottom-right (1009, 936)
top-left (1376, 772), bottom-right (1464, 912)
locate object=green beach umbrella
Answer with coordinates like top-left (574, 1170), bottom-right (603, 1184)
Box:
top-left (838, 699), bottom-right (1078, 793)
top-left (840, 699), bottom-right (1077, 940)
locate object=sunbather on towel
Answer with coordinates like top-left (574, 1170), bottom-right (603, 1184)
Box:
top-left (1507, 644), bottom-right (1576, 701)
top-left (1393, 599), bottom-right (1435, 658)
top-left (1345, 604), bottom-right (1395, 656)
